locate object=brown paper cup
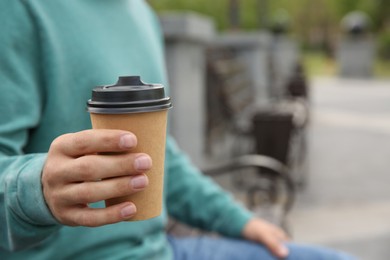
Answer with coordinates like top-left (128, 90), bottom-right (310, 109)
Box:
top-left (90, 110), bottom-right (167, 221)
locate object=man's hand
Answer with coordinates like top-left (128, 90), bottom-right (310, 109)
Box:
top-left (42, 129), bottom-right (152, 227)
top-left (242, 218), bottom-right (290, 258)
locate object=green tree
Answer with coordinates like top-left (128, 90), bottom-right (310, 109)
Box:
top-left (147, 0), bottom-right (387, 48)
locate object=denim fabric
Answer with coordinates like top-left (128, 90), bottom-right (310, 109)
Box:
top-left (168, 235), bottom-right (357, 260)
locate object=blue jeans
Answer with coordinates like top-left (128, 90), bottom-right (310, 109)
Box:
top-left (168, 235), bottom-right (357, 260)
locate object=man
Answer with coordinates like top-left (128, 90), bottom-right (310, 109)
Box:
top-left (0, 0), bottom-right (355, 259)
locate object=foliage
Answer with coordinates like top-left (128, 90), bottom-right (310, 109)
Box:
top-left (148, 0), bottom-right (387, 31)
top-left (378, 31), bottom-right (390, 59)
top-left (147, 0), bottom-right (229, 30)
top-left (148, 0), bottom-right (389, 60)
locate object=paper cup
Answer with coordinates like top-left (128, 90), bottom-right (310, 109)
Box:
top-left (87, 76), bottom-right (172, 220)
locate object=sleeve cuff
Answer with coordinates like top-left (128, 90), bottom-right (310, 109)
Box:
top-left (220, 205), bottom-right (253, 238)
top-left (16, 153), bottom-right (59, 226)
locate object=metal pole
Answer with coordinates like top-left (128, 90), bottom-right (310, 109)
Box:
top-left (258, 0), bottom-right (268, 29)
top-left (229, 0), bottom-right (240, 30)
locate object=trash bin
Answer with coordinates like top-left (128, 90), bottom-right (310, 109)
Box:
top-left (286, 63), bottom-right (308, 98)
top-left (252, 110), bottom-right (294, 165)
top-left (337, 11), bottom-right (375, 78)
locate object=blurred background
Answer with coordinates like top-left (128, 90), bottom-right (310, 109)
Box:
top-left (148, 1), bottom-right (390, 259)
top-left (150, 0), bottom-right (390, 77)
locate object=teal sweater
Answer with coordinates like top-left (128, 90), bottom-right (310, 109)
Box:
top-left (0, 0), bottom-right (252, 259)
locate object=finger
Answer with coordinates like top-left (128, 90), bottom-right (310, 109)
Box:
top-left (63, 174), bottom-right (149, 204)
top-left (52, 129), bottom-right (137, 157)
top-left (262, 236), bottom-right (289, 258)
top-left (276, 228), bottom-right (290, 241)
top-left (269, 225), bottom-right (289, 241)
top-left (63, 202), bottom-right (137, 227)
top-left (66, 153), bottom-right (152, 182)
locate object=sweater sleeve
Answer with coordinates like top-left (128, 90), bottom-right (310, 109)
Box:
top-left (165, 137), bottom-right (253, 238)
top-left (0, 1), bottom-right (60, 251)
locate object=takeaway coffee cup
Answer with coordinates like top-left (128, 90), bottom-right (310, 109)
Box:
top-left (87, 76), bottom-right (172, 220)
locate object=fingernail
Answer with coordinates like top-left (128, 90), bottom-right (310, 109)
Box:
top-left (121, 204), bottom-right (136, 218)
top-left (279, 245), bottom-right (289, 257)
top-left (119, 134), bottom-right (137, 149)
top-left (131, 175), bottom-right (148, 189)
top-left (134, 155), bottom-right (152, 171)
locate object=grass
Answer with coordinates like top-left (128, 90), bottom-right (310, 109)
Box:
top-left (303, 51), bottom-right (336, 78)
top-left (303, 51), bottom-right (390, 79)
top-left (374, 58), bottom-right (390, 78)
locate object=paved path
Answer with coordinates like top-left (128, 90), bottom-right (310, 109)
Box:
top-left (289, 77), bottom-right (390, 260)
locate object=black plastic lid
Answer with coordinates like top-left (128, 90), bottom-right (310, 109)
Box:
top-left (87, 76), bottom-right (172, 114)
